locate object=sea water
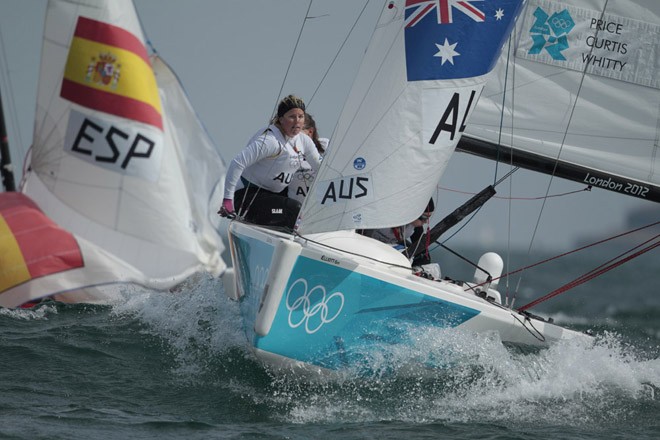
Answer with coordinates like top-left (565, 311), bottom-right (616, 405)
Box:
top-left (1, 247), bottom-right (659, 440)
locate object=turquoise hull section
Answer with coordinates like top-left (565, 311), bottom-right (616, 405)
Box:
top-left (230, 226), bottom-right (480, 371)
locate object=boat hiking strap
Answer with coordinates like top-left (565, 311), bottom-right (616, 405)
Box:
top-left (517, 231), bottom-right (660, 312)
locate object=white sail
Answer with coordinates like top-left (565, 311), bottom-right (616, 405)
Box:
top-left (460, 0), bottom-right (660, 201)
top-left (297, 0), bottom-right (524, 235)
top-left (223, 1), bottom-right (597, 375)
top-left (1, 0), bottom-right (226, 307)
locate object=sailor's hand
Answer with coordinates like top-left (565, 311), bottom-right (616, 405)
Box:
top-left (218, 198), bottom-right (235, 218)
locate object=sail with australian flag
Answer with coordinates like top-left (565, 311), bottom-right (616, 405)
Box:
top-left (297, 0), bottom-right (525, 235)
top-left (222, 0), bottom-right (590, 377)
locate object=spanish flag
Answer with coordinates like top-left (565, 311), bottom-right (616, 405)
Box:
top-left (60, 16), bottom-right (163, 130)
top-left (0, 193), bottom-right (84, 294)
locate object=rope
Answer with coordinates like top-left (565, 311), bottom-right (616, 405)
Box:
top-left (464, 221), bottom-right (660, 295)
top-left (466, 222), bottom-right (660, 298)
top-left (294, 230), bottom-right (416, 273)
top-left (0, 23), bottom-right (27, 172)
top-left (507, 0), bottom-right (611, 306)
top-left (438, 184), bottom-right (591, 201)
top-left (306, 1), bottom-right (370, 107)
top-left (518, 233), bottom-right (660, 312)
top-left (271, 1), bottom-right (313, 117)
top-left (424, 217), bottom-right (431, 261)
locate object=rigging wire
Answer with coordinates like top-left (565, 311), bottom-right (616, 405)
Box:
top-left (438, 184), bottom-right (591, 201)
top-left (466, 221), bottom-right (660, 308)
top-left (271, 1), bottom-right (314, 119)
top-left (489, 26), bottom-right (517, 307)
top-left (306, 1), bottom-right (371, 107)
top-left (428, 184), bottom-right (591, 256)
top-left (0, 21), bottom-right (28, 179)
top-left (508, 0), bottom-right (612, 307)
top-left (518, 231), bottom-right (660, 312)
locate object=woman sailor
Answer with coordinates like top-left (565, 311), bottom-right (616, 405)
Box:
top-left (218, 95), bottom-right (322, 229)
top-left (288, 112), bottom-right (329, 204)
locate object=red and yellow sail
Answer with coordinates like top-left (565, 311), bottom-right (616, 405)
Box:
top-left (0, 193), bottom-right (84, 294)
top-left (61, 16), bottom-right (163, 130)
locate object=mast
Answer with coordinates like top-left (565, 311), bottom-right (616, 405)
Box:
top-left (0, 89), bottom-right (16, 191)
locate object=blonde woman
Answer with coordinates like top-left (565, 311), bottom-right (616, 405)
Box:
top-left (219, 95), bottom-right (321, 229)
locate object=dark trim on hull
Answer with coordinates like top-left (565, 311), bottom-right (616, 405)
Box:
top-left (457, 136), bottom-right (660, 203)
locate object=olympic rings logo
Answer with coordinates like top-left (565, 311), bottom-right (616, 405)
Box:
top-left (294, 170), bottom-right (315, 181)
top-left (286, 278), bottom-right (344, 334)
top-left (550, 17), bottom-right (570, 32)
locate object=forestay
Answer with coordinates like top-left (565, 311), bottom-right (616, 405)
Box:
top-left (297, 0), bottom-right (525, 235)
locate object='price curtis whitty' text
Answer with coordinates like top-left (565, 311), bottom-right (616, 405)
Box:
top-left (582, 18), bottom-right (628, 72)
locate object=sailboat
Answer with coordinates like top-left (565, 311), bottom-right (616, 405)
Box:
top-left (224, 0), bottom-right (660, 375)
top-left (0, 0), bottom-right (227, 308)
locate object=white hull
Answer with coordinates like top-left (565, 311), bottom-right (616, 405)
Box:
top-left (226, 221), bottom-right (589, 374)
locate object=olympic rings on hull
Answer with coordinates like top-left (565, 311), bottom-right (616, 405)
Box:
top-left (286, 278), bottom-right (344, 334)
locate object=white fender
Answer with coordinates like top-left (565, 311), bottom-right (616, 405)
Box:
top-left (254, 239), bottom-right (302, 336)
top-left (222, 267), bottom-right (238, 300)
top-left (474, 252), bottom-right (503, 303)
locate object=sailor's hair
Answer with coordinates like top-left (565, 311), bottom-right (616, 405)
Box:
top-left (277, 95), bottom-right (306, 118)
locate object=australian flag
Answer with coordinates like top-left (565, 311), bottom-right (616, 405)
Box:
top-left (405, 0), bottom-right (524, 81)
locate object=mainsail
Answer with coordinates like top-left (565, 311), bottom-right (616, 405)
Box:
top-left (459, 0), bottom-right (660, 202)
top-left (0, 0), bottom-right (226, 307)
top-left (297, 0), bottom-right (524, 235)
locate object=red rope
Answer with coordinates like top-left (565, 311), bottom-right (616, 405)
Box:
top-left (489, 221), bottom-right (660, 286)
top-left (517, 234), bottom-right (660, 312)
top-left (392, 227), bottom-right (402, 244)
top-left (463, 221), bottom-right (660, 303)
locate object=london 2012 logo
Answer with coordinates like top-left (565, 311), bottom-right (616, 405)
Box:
top-left (528, 6), bottom-right (575, 60)
top-left (286, 278), bottom-right (344, 334)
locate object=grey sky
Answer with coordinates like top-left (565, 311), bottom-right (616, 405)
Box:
top-left (1, 0), bottom-right (657, 253)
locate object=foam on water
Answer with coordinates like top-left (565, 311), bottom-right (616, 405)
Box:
top-left (0, 303), bottom-right (58, 320)
top-left (110, 275), bottom-right (247, 379)
top-left (273, 328), bottom-right (660, 426)
top-left (99, 275), bottom-right (660, 428)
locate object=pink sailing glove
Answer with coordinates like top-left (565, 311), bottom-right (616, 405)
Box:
top-left (218, 198), bottom-right (235, 218)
